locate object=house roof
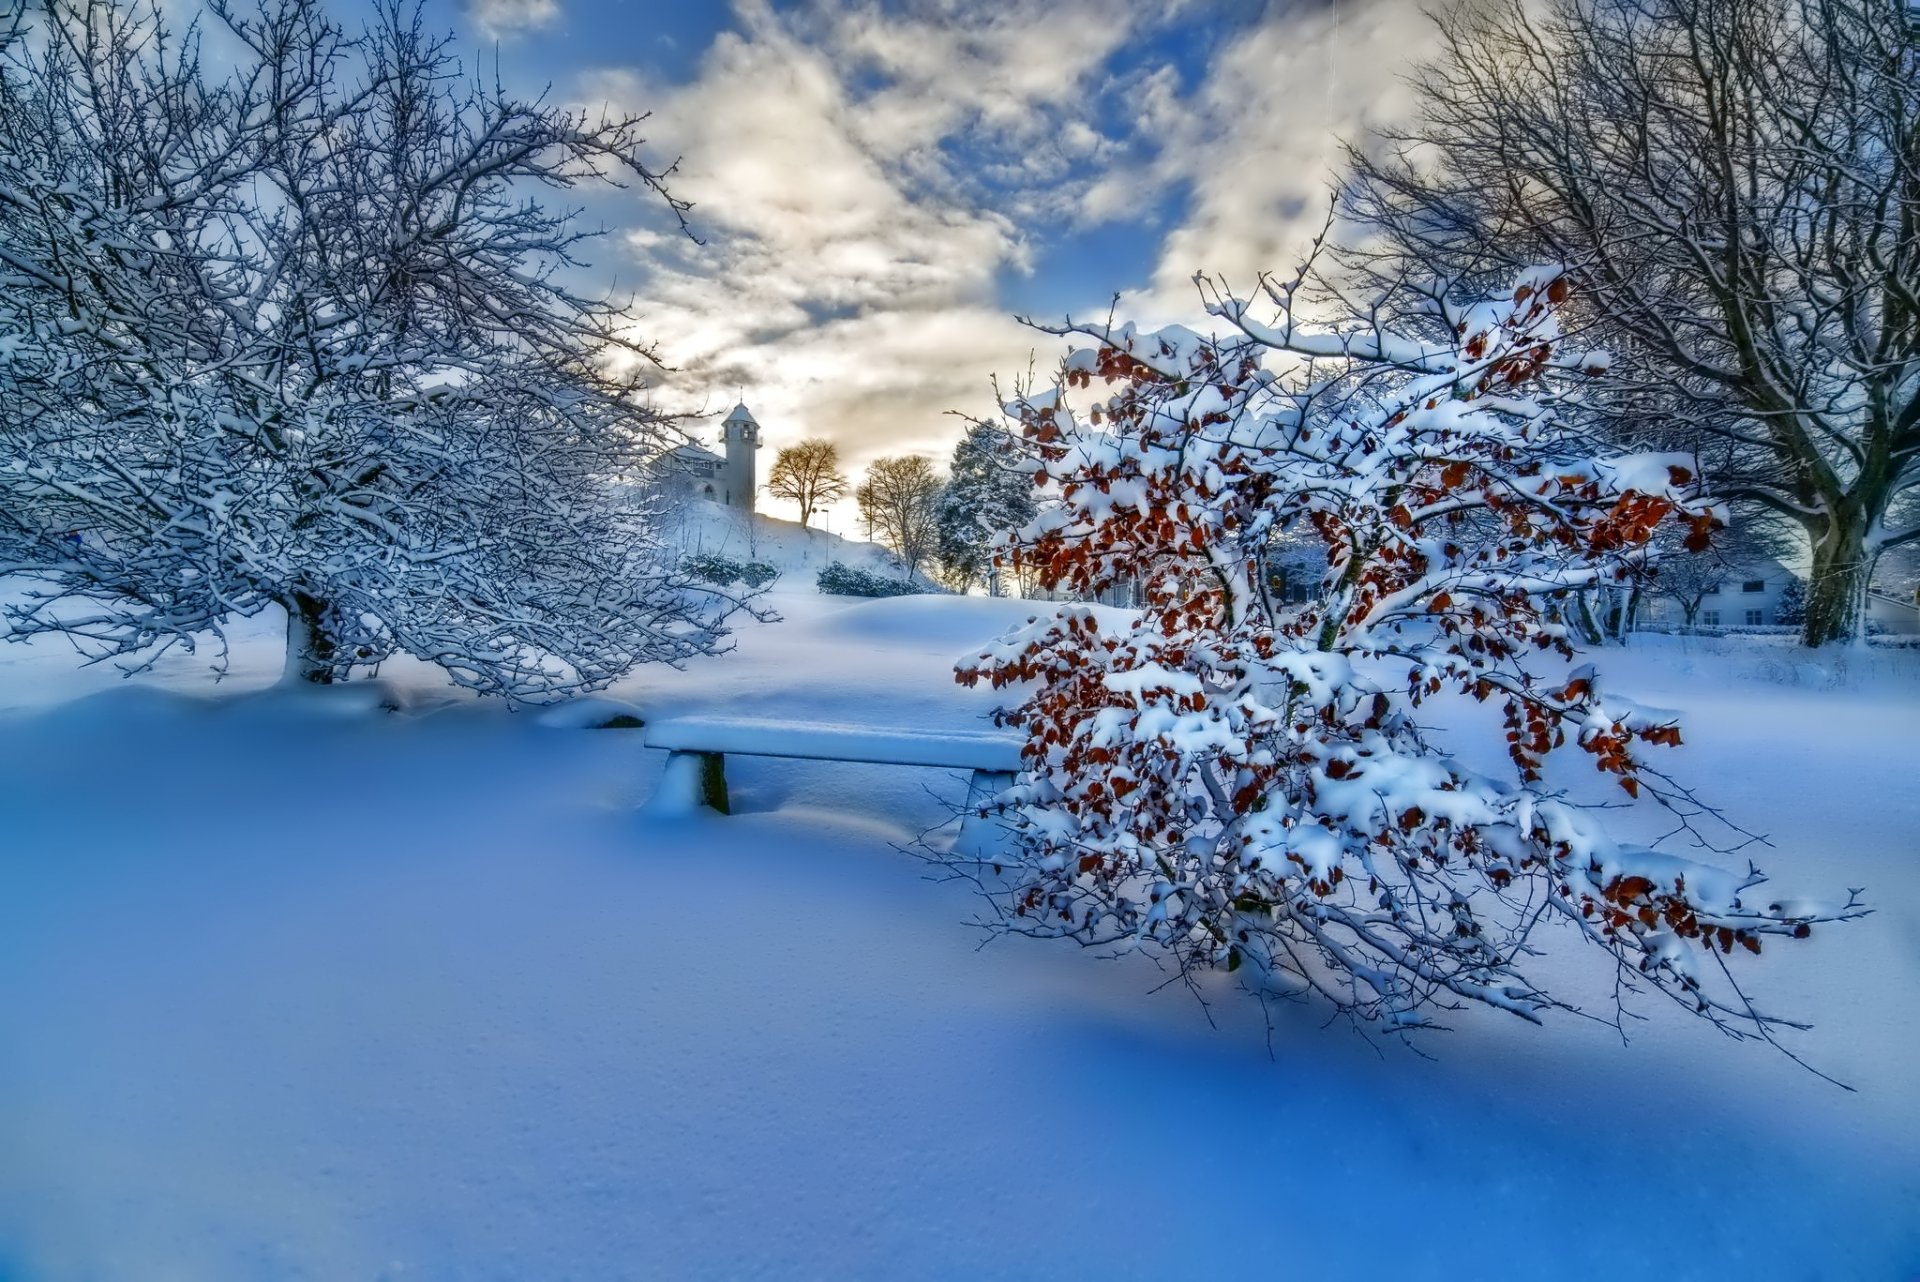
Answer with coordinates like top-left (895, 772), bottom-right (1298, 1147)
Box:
top-left (1711, 555), bottom-right (1796, 581)
top-left (667, 442), bottom-right (724, 465)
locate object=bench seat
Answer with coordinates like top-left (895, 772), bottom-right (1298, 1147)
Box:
top-left (638, 716), bottom-right (1023, 855)
top-left (642, 716), bottom-right (1023, 772)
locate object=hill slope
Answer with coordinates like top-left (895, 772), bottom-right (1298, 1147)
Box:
top-left (664, 498), bottom-right (930, 589)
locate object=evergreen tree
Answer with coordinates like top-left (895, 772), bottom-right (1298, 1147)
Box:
top-left (935, 423), bottom-right (1037, 593)
top-left (1777, 579), bottom-right (1808, 628)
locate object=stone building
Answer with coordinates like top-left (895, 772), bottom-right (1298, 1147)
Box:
top-left (718, 403), bottom-right (761, 512)
top-left (663, 403), bottom-right (763, 513)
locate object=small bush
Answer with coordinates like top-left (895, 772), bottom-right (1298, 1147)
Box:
top-left (683, 553), bottom-right (777, 589)
top-left (817, 562), bottom-right (918, 597)
top-left (682, 552), bottom-right (745, 585)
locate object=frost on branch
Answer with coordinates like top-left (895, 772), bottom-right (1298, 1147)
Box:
top-left (952, 266), bottom-right (1864, 1057)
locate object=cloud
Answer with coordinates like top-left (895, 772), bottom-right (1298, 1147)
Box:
top-left (583, 0), bottom-right (1159, 518)
top-left (580, 0), bottom-right (1439, 524)
top-left (1076, 0), bottom-right (1438, 322)
top-left (466, 0), bottom-right (561, 40)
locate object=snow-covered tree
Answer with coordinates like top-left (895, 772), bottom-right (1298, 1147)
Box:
top-left (765, 439), bottom-right (848, 528)
top-left (1776, 578), bottom-right (1809, 629)
top-left (954, 265), bottom-right (1862, 1058)
top-left (0, 0), bottom-right (738, 699)
top-left (856, 455), bottom-right (942, 580)
top-left (935, 422), bottom-right (1037, 594)
top-left (1343, 0), bottom-right (1920, 647)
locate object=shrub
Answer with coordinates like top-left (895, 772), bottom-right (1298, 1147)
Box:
top-left (817, 563), bottom-right (919, 598)
top-left (682, 553), bottom-right (776, 589)
top-left (681, 553), bottom-right (745, 586)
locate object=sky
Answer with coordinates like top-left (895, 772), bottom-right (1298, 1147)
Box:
top-left (433, 0), bottom-right (1439, 525)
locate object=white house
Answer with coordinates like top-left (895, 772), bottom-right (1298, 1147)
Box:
top-left (1868, 589), bottom-right (1920, 633)
top-left (1636, 555), bottom-right (1920, 633)
top-left (1637, 554), bottom-right (1799, 628)
top-left (665, 442), bottom-right (725, 502)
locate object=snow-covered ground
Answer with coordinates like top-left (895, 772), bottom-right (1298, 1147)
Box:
top-left (666, 496), bottom-right (923, 587)
top-left (1, 590), bottom-right (1916, 1279)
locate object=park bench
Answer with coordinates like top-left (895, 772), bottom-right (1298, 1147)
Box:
top-left (639, 715), bottom-right (1024, 853)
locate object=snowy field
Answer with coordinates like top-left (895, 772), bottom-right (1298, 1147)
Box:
top-left (1, 588), bottom-right (1916, 1279)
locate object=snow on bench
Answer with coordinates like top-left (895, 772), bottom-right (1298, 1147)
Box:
top-left (643, 717), bottom-right (1024, 774)
top-left (640, 715), bottom-right (1023, 852)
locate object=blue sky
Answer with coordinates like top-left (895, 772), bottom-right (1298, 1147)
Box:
top-left (412, 0), bottom-right (1435, 519)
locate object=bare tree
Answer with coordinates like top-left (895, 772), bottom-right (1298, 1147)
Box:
top-left (856, 455), bottom-right (942, 579)
top-left (764, 438), bottom-right (848, 527)
top-left (1343, 0), bottom-right (1920, 646)
top-left (0, 0), bottom-right (742, 699)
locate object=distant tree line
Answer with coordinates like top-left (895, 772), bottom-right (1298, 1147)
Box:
top-left (767, 425), bottom-right (1036, 593)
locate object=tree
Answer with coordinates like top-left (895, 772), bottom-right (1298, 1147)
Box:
top-left (0, 0), bottom-right (739, 699)
top-left (1342, 0), bottom-right (1920, 646)
top-left (934, 422), bottom-right (1037, 593)
top-left (856, 455), bottom-right (942, 579)
top-left (1776, 578), bottom-right (1809, 628)
top-left (953, 263), bottom-right (1861, 1060)
top-left (765, 438), bottom-right (849, 527)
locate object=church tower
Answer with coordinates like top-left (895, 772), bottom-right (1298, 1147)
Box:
top-left (720, 403), bottom-right (761, 513)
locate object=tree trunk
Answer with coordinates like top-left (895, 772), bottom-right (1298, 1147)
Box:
top-left (1600, 586), bottom-right (1632, 642)
top-left (1802, 510), bottom-right (1871, 647)
top-left (284, 590), bottom-right (340, 684)
top-left (1570, 590), bottom-right (1605, 646)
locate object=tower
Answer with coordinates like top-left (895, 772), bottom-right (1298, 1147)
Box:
top-left (720, 403), bottom-right (761, 513)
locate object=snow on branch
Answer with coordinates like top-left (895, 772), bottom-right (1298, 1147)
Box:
top-left (0, 0), bottom-right (744, 698)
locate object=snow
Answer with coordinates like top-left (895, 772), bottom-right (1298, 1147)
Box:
top-left (0, 595), bottom-right (1917, 1278)
top-left (666, 496), bottom-right (917, 586)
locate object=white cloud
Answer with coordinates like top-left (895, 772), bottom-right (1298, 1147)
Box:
top-left (581, 0), bottom-right (1439, 525)
top-left (1066, 0), bottom-right (1441, 328)
top-left (580, 0), bottom-right (1155, 522)
top-left (466, 0), bottom-right (561, 40)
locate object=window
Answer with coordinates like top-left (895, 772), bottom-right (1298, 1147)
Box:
top-left (1703, 610), bottom-right (1721, 626)
top-left (1746, 609), bottom-right (1764, 626)
top-left (1742, 579), bottom-right (1765, 593)
top-left (1705, 583), bottom-right (1722, 595)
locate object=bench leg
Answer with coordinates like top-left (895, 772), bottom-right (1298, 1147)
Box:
top-left (648, 749), bottom-right (731, 816)
top-left (954, 768), bottom-right (1015, 859)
